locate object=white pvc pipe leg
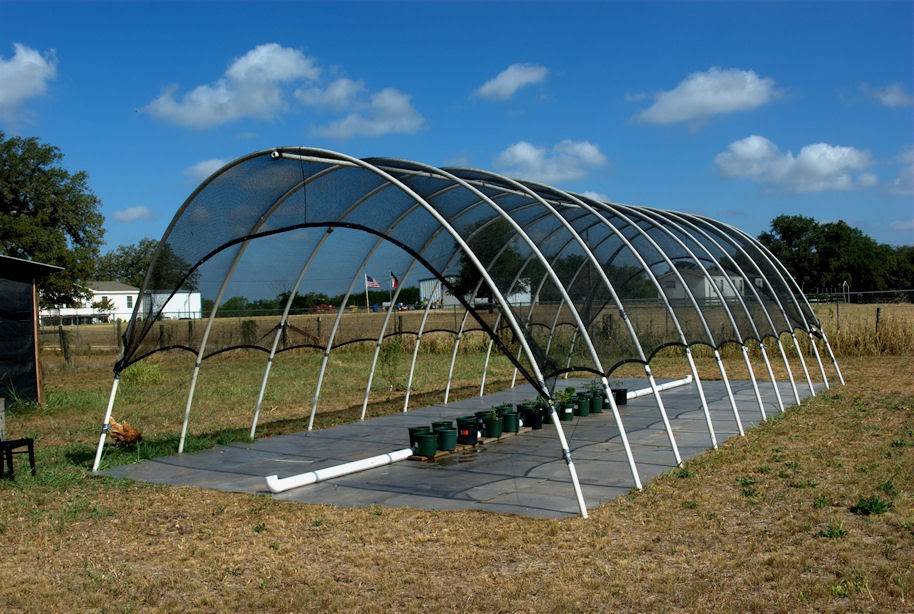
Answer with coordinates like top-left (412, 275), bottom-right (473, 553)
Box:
top-left (714, 350), bottom-right (744, 436)
top-left (443, 328), bottom-right (464, 404)
top-left (809, 335), bottom-right (830, 389)
top-left (644, 364), bottom-right (683, 466)
top-left (759, 342), bottom-right (785, 413)
top-left (479, 337), bottom-right (494, 396)
top-left (250, 357), bottom-right (275, 439)
top-left (403, 284), bottom-right (439, 411)
top-left (545, 401), bottom-right (589, 517)
top-left (179, 362), bottom-right (202, 453)
top-left (742, 345), bottom-right (767, 421)
top-left (91, 376), bottom-right (120, 472)
top-left (792, 333), bottom-right (816, 396)
top-left (777, 338), bottom-right (802, 405)
top-left (685, 348), bottom-right (717, 449)
top-left (600, 376), bottom-right (642, 490)
top-left (821, 332), bottom-right (845, 385)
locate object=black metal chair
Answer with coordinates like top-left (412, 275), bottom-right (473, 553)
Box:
top-left (1, 437), bottom-right (36, 479)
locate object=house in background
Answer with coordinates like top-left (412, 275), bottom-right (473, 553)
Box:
top-left (657, 265), bottom-right (745, 302)
top-left (419, 276), bottom-right (532, 308)
top-left (40, 281), bottom-right (202, 324)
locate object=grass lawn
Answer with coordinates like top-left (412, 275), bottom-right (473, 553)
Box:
top-left (1, 354), bottom-right (911, 610)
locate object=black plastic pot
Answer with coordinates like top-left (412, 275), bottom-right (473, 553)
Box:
top-left (408, 425), bottom-right (432, 447)
top-left (456, 417), bottom-right (478, 445)
top-left (527, 409), bottom-right (544, 430)
top-left (590, 392), bottom-right (604, 414)
top-left (612, 388), bottom-right (628, 406)
top-left (474, 410), bottom-right (490, 432)
top-left (574, 393), bottom-right (590, 417)
top-left (414, 432), bottom-right (439, 458)
top-left (435, 427), bottom-right (458, 451)
top-left (501, 411), bottom-right (520, 433)
top-left (483, 416), bottom-right (503, 438)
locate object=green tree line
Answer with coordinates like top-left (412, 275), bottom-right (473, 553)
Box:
top-left (759, 215), bottom-right (914, 292)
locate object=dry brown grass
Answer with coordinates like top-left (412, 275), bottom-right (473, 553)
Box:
top-left (1, 356), bottom-right (911, 611)
top-left (40, 302), bottom-right (914, 358)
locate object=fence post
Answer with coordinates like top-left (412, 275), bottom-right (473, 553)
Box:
top-left (317, 316), bottom-right (322, 341)
top-left (115, 319), bottom-right (123, 352)
top-left (0, 397), bottom-right (5, 440)
top-left (836, 301), bottom-right (840, 333)
top-left (57, 324), bottom-right (71, 365)
top-left (875, 306), bottom-right (881, 334)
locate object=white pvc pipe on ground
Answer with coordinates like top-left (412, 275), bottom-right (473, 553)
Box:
top-left (264, 375), bottom-right (696, 494)
top-left (626, 375), bottom-right (692, 400)
top-left (265, 448), bottom-right (414, 493)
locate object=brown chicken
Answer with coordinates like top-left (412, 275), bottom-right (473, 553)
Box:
top-left (108, 417), bottom-right (142, 445)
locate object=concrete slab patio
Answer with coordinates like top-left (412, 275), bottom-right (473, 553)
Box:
top-left (105, 377), bottom-right (819, 518)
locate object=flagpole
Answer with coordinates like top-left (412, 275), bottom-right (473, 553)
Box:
top-left (364, 274), bottom-right (369, 311)
top-left (389, 272), bottom-right (393, 305)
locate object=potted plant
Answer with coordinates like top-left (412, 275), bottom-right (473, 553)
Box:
top-left (408, 425), bottom-right (432, 447)
top-left (456, 416), bottom-right (479, 445)
top-left (414, 431), bottom-right (439, 458)
top-left (501, 409), bottom-right (520, 433)
top-left (519, 402), bottom-right (537, 427)
top-left (474, 410), bottom-right (490, 433)
top-left (483, 409), bottom-right (503, 438)
top-left (588, 380), bottom-right (604, 414)
top-left (434, 426), bottom-right (458, 451)
top-left (560, 400), bottom-right (575, 421)
top-left (610, 378), bottom-right (627, 406)
top-left (574, 392), bottom-right (590, 417)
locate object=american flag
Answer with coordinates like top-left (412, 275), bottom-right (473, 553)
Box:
top-left (365, 275), bottom-right (381, 289)
top-left (390, 272), bottom-right (399, 289)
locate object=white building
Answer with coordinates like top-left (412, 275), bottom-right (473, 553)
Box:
top-left (419, 277), bottom-right (532, 308)
top-left (657, 267), bottom-right (744, 302)
top-left (40, 281), bottom-right (202, 324)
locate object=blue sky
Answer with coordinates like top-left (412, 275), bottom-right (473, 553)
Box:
top-left (2, 1), bottom-right (913, 253)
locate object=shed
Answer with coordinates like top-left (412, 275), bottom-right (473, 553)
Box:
top-left (0, 255), bottom-right (62, 403)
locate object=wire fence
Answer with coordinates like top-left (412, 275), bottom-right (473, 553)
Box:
top-left (38, 290), bottom-right (914, 367)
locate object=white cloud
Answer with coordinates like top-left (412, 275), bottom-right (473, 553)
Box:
top-left (145, 43), bottom-right (319, 128)
top-left (0, 43), bottom-right (57, 121)
top-left (579, 190), bottom-right (610, 202)
top-left (890, 146), bottom-right (914, 196)
top-left (635, 67), bottom-right (779, 125)
top-left (476, 63), bottom-right (548, 101)
top-left (295, 77), bottom-right (364, 111)
top-left (316, 88), bottom-right (424, 139)
top-left (112, 206), bottom-right (153, 223)
top-left (715, 135), bottom-right (875, 192)
top-left (861, 82), bottom-right (913, 108)
top-left (890, 219), bottom-right (914, 231)
top-left (184, 158), bottom-right (227, 181)
top-left (494, 140), bottom-right (607, 183)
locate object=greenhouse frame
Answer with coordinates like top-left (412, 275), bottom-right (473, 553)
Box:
top-left (92, 147), bottom-right (844, 517)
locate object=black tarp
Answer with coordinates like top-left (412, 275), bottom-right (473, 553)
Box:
top-left (0, 255), bottom-right (59, 404)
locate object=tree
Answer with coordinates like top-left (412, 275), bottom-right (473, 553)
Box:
top-left (95, 237), bottom-right (199, 291)
top-left (0, 132), bottom-right (104, 307)
top-left (95, 238), bottom-right (158, 288)
top-left (759, 214), bottom-right (914, 292)
top-left (452, 219), bottom-right (529, 300)
top-left (90, 296), bottom-right (115, 320)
